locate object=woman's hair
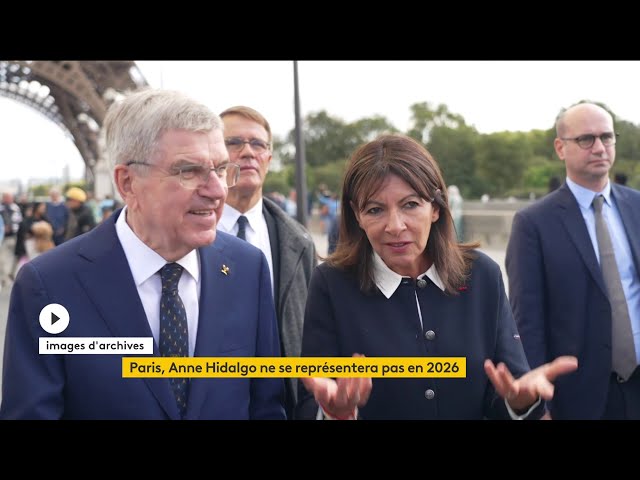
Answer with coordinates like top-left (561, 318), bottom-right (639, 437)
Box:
top-left (329, 134), bottom-right (478, 295)
top-left (31, 220), bottom-right (55, 253)
top-left (103, 88), bottom-right (222, 169)
top-left (32, 202), bottom-right (48, 219)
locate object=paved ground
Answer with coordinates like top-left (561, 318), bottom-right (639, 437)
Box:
top-left (0, 233), bottom-right (506, 405)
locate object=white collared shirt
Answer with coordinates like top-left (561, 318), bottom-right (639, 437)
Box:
top-left (372, 251), bottom-right (444, 329)
top-left (116, 206), bottom-right (200, 356)
top-left (372, 251), bottom-right (445, 298)
top-left (219, 198), bottom-right (275, 294)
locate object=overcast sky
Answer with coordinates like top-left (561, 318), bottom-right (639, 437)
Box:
top-left (2, 60), bottom-right (640, 185)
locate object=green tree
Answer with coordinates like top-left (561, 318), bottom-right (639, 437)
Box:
top-left (272, 100), bottom-right (640, 200)
top-left (313, 160), bottom-right (349, 194)
top-left (30, 184), bottom-right (53, 197)
top-left (277, 111), bottom-right (396, 195)
top-left (476, 132), bottom-right (531, 197)
top-left (528, 128), bottom-right (556, 160)
top-left (285, 111), bottom-right (354, 167)
top-left (407, 101), bottom-right (487, 196)
top-left (407, 102), bottom-right (467, 144)
top-left (264, 167), bottom-right (291, 196)
top-left (350, 116), bottom-right (398, 142)
top-left (427, 124), bottom-right (481, 198)
top-left (520, 155), bottom-right (565, 198)
top-left (613, 119), bottom-right (640, 183)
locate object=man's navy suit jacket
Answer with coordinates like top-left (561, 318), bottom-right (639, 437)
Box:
top-left (506, 183), bottom-right (640, 419)
top-left (0, 209), bottom-right (286, 419)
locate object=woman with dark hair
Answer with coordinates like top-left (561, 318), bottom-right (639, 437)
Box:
top-left (296, 134), bottom-right (577, 420)
top-left (14, 202), bottom-right (53, 273)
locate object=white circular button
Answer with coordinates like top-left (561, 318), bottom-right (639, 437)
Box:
top-left (39, 303), bottom-right (70, 334)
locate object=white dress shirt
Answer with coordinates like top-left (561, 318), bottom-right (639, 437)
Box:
top-left (116, 206), bottom-right (200, 356)
top-left (219, 198), bottom-right (275, 294)
top-left (372, 251), bottom-right (444, 329)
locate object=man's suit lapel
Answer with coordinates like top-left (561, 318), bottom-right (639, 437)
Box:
top-left (193, 239), bottom-right (232, 357)
top-left (556, 185), bottom-right (607, 297)
top-left (262, 204), bottom-right (281, 305)
top-left (263, 199), bottom-right (306, 357)
top-left (75, 211), bottom-right (181, 419)
top-left (186, 237), bottom-right (236, 417)
top-left (263, 199), bottom-right (304, 304)
top-left (613, 185), bottom-right (640, 272)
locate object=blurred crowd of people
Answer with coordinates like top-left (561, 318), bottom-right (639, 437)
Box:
top-left (0, 187), bottom-right (121, 290)
top-left (266, 183), bottom-right (341, 255)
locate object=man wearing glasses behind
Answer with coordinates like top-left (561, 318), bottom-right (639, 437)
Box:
top-left (0, 89), bottom-right (286, 419)
top-left (219, 106), bottom-right (317, 419)
top-left (506, 102), bottom-right (640, 419)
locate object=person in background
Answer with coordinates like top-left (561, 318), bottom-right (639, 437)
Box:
top-left (27, 202), bottom-right (53, 257)
top-left (614, 172), bottom-right (628, 186)
top-left (327, 213), bottom-right (339, 255)
top-left (63, 187), bottom-right (96, 240)
top-left (547, 176), bottom-right (561, 193)
top-left (15, 193), bottom-right (30, 217)
top-left (46, 188), bottom-right (69, 246)
top-left (0, 192), bottom-right (23, 286)
top-left (12, 203), bottom-right (33, 276)
top-left (100, 205), bottom-right (115, 223)
top-left (84, 191), bottom-right (101, 224)
top-left (1, 88), bottom-right (285, 419)
top-left (284, 189), bottom-right (297, 218)
top-left (99, 194), bottom-right (116, 214)
top-left (14, 202), bottom-right (52, 273)
top-left (447, 185), bottom-right (464, 241)
top-left (219, 105), bottom-right (317, 419)
top-left (506, 102), bottom-right (640, 419)
top-left (30, 220), bottom-right (55, 258)
top-left (296, 134), bottom-right (577, 420)
top-left (317, 185), bottom-right (338, 234)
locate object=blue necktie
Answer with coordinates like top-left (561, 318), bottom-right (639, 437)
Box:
top-left (159, 262), bottom-right (189, 418)
top-left (237, 215), bottom-right (249, 241)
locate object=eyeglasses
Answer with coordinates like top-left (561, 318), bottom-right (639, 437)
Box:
top-left (125, 161), bottom-right (240, 189)
top-left (561, 132), bottom-right (618, 150)
top-left (225, 137), bottom-right (270, 154)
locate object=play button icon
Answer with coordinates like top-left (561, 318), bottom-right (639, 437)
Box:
top-left (39, 304), bottom-right (70, 334)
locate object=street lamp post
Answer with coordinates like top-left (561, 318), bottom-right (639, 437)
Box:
top-left (293, 61), bottom-right (308, 226)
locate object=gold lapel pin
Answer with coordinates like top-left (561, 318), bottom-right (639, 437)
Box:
top-left (221, 265), bottom-right (230, 276)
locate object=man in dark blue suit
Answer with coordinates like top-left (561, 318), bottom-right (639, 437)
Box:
top-left (506, 102), bottom-right (640, 419)
top-left (0, 89), bottom-right (286, 419)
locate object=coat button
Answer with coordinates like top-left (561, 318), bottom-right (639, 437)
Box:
top-left (425, 389), bottom-right (435, 400)
top-left (417, 278), bottom-right (428, 288)
top-left (425, 330), bottom-right (436, 340)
